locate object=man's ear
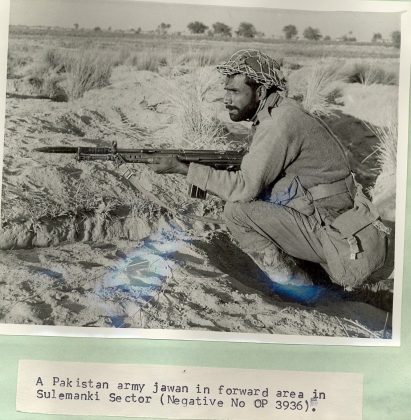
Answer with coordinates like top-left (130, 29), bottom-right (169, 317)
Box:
top-left (256, 85), bottom-right (267, 101)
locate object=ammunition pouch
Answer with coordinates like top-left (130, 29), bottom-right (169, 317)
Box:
top-left (319, 183), bottom-right (389, 288)
top-left (270, 174), bottom-right (389, 288)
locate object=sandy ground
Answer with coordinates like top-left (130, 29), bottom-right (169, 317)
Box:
top-left (0, 64), bottom-right (396, 339)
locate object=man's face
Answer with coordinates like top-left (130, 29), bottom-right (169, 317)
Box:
top-left (223, 74), bottom-right (259, 122)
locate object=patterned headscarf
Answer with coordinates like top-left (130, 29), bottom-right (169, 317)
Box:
top-left (217, 49), bottom-right (287, 91)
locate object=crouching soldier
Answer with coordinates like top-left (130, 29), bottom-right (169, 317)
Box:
top-left (149, 49), bottom-right (388, 288)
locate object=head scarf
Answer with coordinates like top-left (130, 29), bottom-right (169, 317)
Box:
top-left (217, 49), bottom-right (287, 92)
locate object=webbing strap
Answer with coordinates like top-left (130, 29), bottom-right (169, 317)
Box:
top-left (308, 174), bottom-right (354, 201)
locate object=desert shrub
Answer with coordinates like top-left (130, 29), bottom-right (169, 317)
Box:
top-left (342, 61), bottom-right (397, 85)
top-left (302, 62), bottom-right (344, 117)
top-left (66, 48), bottom-right (113, 99)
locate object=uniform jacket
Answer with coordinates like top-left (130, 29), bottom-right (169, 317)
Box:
top-left (186, 93), bottom-right (354, 219)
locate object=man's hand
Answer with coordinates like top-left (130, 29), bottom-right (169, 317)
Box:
top-left (147, 156), bottom-right (189, 175)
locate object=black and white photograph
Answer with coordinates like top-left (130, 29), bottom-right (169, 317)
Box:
top-left (0, 0), bottom-right (409, 343)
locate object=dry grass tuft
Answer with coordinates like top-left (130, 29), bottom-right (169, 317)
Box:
top-left (42, 48), bottom-right (67, 73)
top-left (342, 61), bottom-right (398, 85)
top-left (302, 62), bottom-right (344, 117)
top-left (66, 49), bottom-right (113, 99)
top-left (22, 47), bottom-right (112, 100)
top-left (161, 67), bottom-right (229, 149)
top-left (124, 47), bottom-right (234, 73)
top-left (175, 47), bottom-right (233, 68)
top-left (7, 51), bottom-right (33, 78)
top-left (127, 49), bottom-right (170, 72)
top-left (367, 117), bottom-right (398, 203)
top-left (112, 47), bottom-right (131, 66)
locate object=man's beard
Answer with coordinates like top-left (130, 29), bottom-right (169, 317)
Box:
top-left (227, 101), bottom-right (259, 122)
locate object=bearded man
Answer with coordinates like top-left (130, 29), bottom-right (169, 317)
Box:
top-left (149, 49), bottom-right (359, 286)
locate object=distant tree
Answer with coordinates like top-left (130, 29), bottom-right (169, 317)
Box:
top-left (135, 27), bottom-right (142, 34)
top-left (372, 32), bottom-right (383, 43)
top-left (391, 30), bottom-right (401, 48)
top-left (107, 26), bottom-right (112, 32)
top-left (73, 23), bottom-right (79, 30)
top-left (93, 26), bottom-right (102, 32)
top-left (187, 21), bottom-right (208, 34)
top-left (303, 26), bottom-right (322, 41)
top-left (342, 31), bottom-right (356, 42)
top-left (156, 22), bottom-right (171, 36)
top-left (236, 22), bottom-right (257, 38)
top-left (212, 22), bottom-right (232, 37)
top-left (342, 34), bottom-right (357, 42)
top-left (282, 24), bottom-right (297, 40)
top-left (324, 35), bottom-right (331, 41)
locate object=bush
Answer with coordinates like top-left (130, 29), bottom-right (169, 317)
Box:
top-left (303, 27), bottom-right (322, 41)
top-left (187, 21), bottom-right (208, 34)
top-left (211, 22), bottom-right (232, 37)
top-left (236, 22), bottom-right (257, 38)
top-left (283, 25), bottom-right (298, 40)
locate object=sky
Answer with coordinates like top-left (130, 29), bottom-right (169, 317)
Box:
top-left (8, 0), bottom-right (402, 41)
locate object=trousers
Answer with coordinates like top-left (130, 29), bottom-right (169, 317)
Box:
top-left (223, 201), bottom-right (327, 265)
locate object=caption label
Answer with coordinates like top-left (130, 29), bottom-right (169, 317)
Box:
top-left (17, 360), bottom-right (362, 419)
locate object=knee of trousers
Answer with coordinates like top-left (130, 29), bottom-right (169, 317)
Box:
top-left (223, 201), bottom-right (240, 223)
top-left (223, 201), bottom-right (250, 230)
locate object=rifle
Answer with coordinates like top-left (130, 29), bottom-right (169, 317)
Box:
top-left (35, 141), bottom-right (245, 170)
top-left (35, 142), bottom-right (246, 223)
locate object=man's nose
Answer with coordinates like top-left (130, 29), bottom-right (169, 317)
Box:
top-left (224, 92), bottom-right (232, 105)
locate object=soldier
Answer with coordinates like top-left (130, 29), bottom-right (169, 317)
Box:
top-left (149, 49), bottom-right (360, 286)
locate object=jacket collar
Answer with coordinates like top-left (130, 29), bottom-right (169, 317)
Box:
top-left (250, 92), bottom-right (283, 126)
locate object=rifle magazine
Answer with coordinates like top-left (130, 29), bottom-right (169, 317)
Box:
top-left (189, 185), bottom-right (207, 200)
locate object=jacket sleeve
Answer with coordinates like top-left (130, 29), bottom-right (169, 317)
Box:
top-left (186, 118), bottom-right (300, 202)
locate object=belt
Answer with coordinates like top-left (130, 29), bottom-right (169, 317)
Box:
top-left (283, 174), bottom-right (355, 216)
